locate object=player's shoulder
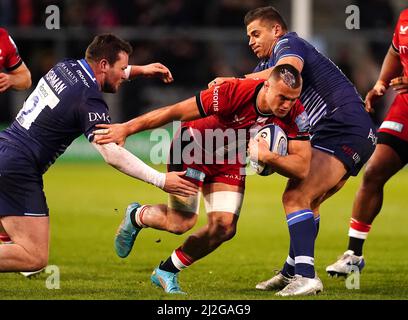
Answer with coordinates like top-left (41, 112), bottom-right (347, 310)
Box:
top-left (294, 99), bottom-right (305, 109)
top-left (274, 32), bottom-right (306, 56)
top-left (279, 32), bottom-right (305, 45)
top-left (399, 9), bottom-right (408, 20)
top-left (0, 27), bottom-right (8, 37)
top-left (285, 100), bottom-right (309, 132)
top-left (55, 59), bottom-right (99, 95)
top-left (0, 27), bottom-right (12, 45)
top-left (225, 77), bottom-right (263, 87)
top-left (221, 78), bottom-right (264, 96)
top-left (288, 100), bottom-right (307, 121)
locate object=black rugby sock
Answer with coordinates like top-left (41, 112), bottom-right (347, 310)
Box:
top-left (159, 258), bottom-right (180, 274)
top-left (347, 237), bottom-right (364, 256)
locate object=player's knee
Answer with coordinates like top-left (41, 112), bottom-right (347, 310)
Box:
top-left (27, 253), bottom-right (48, 271)
top-left (362, 162), bottom-right (388, 188)
top-left (282, 189), bottom-right (309, 209)
top-left (168, 219), bottom-right (196, 235)
top-left (211, 221), bottom-right (237, 243)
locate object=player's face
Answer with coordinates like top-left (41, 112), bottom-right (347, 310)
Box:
top-left (247, 19), bottom-right (279, 59)
top-left (102, 51), bottom-right (129, 93)
top-left (265, 79), bottom-right (301, 118)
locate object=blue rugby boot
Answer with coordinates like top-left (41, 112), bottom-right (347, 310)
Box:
top-left (151, 267), bottom-right (186, 294)
top-left (114, 202), bottom-right (142, 258)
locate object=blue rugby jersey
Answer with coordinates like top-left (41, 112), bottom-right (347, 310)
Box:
top-left (0, 59), bottom-right (110, 173)
top-left (254, 32), bottom-right (364, 129)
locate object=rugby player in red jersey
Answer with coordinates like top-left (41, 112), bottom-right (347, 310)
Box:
top-left (0, 27), bottom-right (31, 248)
top-left (94, 64), bottom-right (312, 294)
top-left (0, 28), bottom-right (31, 93)
top-left (327, 9), bottom-right (408, 276)
top-left (209, 6), bottom-right (376, 296)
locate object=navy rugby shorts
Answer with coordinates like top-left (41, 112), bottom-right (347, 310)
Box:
top-left (0, 139), bottom-right (49, 217)
top-left (310, 103), bottom-right (377, 177)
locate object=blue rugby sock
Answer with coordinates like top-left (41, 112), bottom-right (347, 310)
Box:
top-left (281, 251), bottom-right (295, 277)
top-left (314, 214), bottom-right (320, 239)
top-left (281, 213), bottom-right (320, 277)
top-left (286, 209), bottom-right (316, 278)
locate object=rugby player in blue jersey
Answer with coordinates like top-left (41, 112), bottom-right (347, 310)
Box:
top-left (0, 34), bottom-right (197, 274)
top-left (210, 6), bottom-right (377, 296)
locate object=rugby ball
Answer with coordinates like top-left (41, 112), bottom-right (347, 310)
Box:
top-left (250, 124), bottom-right (288, 176)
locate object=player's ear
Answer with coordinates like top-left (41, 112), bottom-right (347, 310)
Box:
top-left (263, 79), bottom-right (271, 90)
top-left (273, 24), bottom-right (283, 37)
top-left (99, 59), bottom-right (110, 73)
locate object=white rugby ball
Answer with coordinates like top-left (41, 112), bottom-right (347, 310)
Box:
top-left (250, 124), bottom-right (288, 176)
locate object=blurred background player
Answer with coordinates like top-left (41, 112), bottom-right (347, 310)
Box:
top-left (94, 64), bottom-right (311, 294)
top-left (209, 6), bottom-right (377, 295)
top-left (0, 27), bottom-right (31, 93)
top-left (0, 34), bottom-right (197, 275)
top-left (326, 9), bottom-right (408, 277)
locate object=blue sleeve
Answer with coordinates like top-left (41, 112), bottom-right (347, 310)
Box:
top-left (272, 37), bottom-right (306, 64)
top-left (79, 93), bottom-right (111, 142)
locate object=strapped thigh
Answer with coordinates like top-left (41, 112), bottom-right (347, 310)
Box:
top-left (203, 191), bottom-right (244, 215)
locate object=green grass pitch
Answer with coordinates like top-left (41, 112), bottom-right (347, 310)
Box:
top-left (1, 162), bottom-right (407, 300)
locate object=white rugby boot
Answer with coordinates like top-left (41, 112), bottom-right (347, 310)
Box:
top-left (255, 271), bottom-right (293, 291)
top-left (20, 268), bottom-right (46, 278)
top-left (276, 274), bottom-right (323, 296)
top-left (326, 250), bottom-right (365, 277)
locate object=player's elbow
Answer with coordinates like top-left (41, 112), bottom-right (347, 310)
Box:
top-left (24, 74), bottom-right (32, 89)
top-left (103, 153), bottom-right (119, 168)
top-left (18, 69), bottom-right (32, 90)
top-left (295, 171), bottom-right (307, 180)
top-left (94, 143), bottom-right (122, 168)
top-left (22, 69), bottom-right (32, 89)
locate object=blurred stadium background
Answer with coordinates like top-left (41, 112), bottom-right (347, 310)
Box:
top-left (1, 0), bottom-right (408, 300)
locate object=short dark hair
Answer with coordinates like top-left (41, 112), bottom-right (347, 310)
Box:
top-left (270, 64), bottom-right (302, 89)
top-left (85, 34), bottom-right (133, 65)
top-left (244, 6), bottom-right (288, 30)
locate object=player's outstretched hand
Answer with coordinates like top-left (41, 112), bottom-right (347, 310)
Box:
top-left (0, 72), bottom-right (12, 93)
top-left (164, 171), bottom-right (199, 197)
top-left (208, 77), bottom-right (234, 88)
top-left (93, 123), bottom-right (128, 146)
top-left (390, 76), bottom-right (408, 95)
top-left (365, 80), bottom-right (387, 113)
top-left (140, 63), bottom-right (174, 83)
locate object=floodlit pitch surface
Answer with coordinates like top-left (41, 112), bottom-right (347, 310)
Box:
top-left (1, 162), bottom-right (407, 300)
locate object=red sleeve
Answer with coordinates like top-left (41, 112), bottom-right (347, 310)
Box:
top-left (2, 30), bottom-right (22, 71)
top-left (391, 10), bottom-right (408, 53)
top-left (392, 13), bottom-right (400, 52)
top-left (195, 82), bottom-right (233, 118)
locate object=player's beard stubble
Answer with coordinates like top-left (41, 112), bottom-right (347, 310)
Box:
top-left (101, 74), bottom-right (120, 94)
top-left (101, 80), bottom-right (118, 93)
